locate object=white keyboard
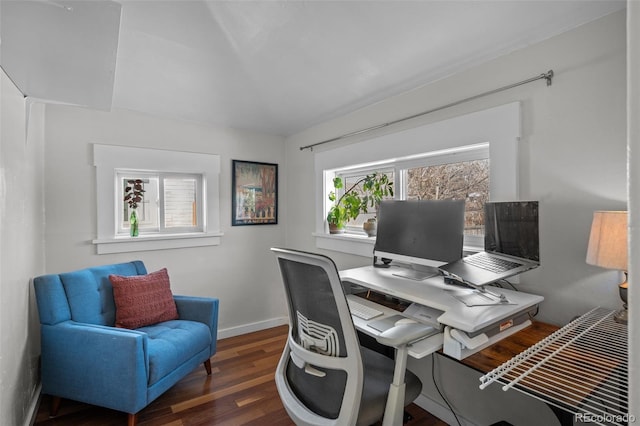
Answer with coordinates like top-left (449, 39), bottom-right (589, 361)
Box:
top-left (347, 299), bottom-right (383, 320)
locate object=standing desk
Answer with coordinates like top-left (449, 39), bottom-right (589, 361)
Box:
top-left (340, 264), bottom-right (544, 359)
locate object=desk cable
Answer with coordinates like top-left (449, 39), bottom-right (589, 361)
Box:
top-left (432, 354), bottom-right (462, 426)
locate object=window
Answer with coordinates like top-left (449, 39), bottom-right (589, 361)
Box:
top-left (93, 144), bottom-right (221, 254)
top-left (117, 171), bottom-right (203, 235)
top-left (331, 144), bottom-right (489, 245)
top-left (405, 158), bottom-right (489, 237)
top-left (313, 102), bottom-right (520, 257)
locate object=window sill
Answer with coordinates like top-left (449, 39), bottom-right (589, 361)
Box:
top-left (313, 232), bottom-right (376, 257)
top-left (93, 232), bottom-right (224, 254)
top-left (314, 232), bottom-right (484, 260)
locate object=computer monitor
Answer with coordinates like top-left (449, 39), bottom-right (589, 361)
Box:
top-left (373, 200), bottom-right (465, 272)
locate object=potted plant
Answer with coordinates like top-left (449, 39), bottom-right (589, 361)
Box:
top-left (360, 172), bottom-right (393, 236)
top-left (124, 179), bottom-right (145, 237)
top-left (326, 172), bottom-right (393, 235)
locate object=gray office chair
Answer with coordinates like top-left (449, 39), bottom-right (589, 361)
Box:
top-left (272, 248), bottom-right (435, 426)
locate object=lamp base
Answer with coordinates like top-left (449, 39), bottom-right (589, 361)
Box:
top-left (613, 308), bottom-right (628, 324)
top-left (615, 276), bottom-right (628, 325)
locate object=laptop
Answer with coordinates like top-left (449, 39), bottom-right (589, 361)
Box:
top-left (439, 201), bottom-right (540, 287)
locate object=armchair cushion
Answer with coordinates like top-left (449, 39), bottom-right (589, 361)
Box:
top-left (139, 320), bottom-right (212, 385)
top-left (59, 261), bottom-right (147, 326)
top-left (110, 268), bottom-right (179, 329)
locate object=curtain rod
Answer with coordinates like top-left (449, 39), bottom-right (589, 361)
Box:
top-left (300, 69), bottom-right (554, 151)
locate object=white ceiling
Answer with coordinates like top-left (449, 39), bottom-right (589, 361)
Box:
top-left (1, 0), bottom-right (627, 136)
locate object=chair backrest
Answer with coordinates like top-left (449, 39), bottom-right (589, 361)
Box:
top-left (271, 248), bottom-right (363, 425)
top-left (33, 261), bottom-right (147, 326)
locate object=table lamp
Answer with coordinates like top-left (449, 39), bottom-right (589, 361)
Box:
top-left (586, 210), bottom-right (628, 324)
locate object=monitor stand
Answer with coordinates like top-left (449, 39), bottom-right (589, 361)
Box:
top-left (373, 256), bottom-right (392, 268)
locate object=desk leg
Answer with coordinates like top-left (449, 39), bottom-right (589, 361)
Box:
top-left (548, 405), bottom-right (573, 426)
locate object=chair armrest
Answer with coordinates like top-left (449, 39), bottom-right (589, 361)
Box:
top-left (174, 295), bottom-right (219, 356)
top-left (40, 322), bottom-right (149, 414)
top-left (375, 323), bottom-right (437, 348)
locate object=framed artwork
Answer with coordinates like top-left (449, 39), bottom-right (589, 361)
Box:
top-left (232, 160), bottom-right (278, 226)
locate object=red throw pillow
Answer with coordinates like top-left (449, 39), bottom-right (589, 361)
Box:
top-left (110, 268), bottom-right (179, 329)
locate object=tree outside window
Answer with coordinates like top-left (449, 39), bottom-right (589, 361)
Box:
top-left (406, 159), bottom-right (489, 236)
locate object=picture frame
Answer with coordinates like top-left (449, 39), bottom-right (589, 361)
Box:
top-left (232, 160), bottom-right (278, 226)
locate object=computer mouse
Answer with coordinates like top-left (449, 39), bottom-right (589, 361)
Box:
top-left (395, 318), bottom-right (418, 326)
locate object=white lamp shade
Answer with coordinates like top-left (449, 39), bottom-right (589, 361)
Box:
top-left (586, 211), bottom-right (628, 271)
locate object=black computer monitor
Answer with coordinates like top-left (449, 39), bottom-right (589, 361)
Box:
top-left (374, 199), bottom-right (465, 271)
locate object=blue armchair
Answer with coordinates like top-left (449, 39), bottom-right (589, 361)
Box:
top-left (33, 261), bottom-right (219, 426)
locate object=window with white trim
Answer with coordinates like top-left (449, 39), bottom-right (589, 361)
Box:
top-left (331, 143), bottom-right (489, 247)
top-left (313, 102), bottom-right (521, 257)
top-left (93, 144), bottom-right (222, 254)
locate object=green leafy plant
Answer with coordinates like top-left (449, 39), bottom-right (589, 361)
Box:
top-left (327, 172), bottom-right (393, 232)
top-left (124, 179), bottom-right (145, 209)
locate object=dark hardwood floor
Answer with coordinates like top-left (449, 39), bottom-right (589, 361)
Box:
top-left (34, 325), bottom-right (447, 425)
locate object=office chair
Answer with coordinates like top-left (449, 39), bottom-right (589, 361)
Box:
top-left (272, 248), bottom-right (435, 426)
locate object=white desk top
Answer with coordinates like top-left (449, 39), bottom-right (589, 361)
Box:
top-left (340, 265), bottom-right (544, 334)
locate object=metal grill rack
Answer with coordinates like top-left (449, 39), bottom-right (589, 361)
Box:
top-left (479, 307), bottom-right (628, 426)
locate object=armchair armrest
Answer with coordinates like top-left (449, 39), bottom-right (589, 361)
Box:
top-left (376, 322), bottom-right (437, 348)
top-left (174, 295), bottom-right (219, 356)
top-left (40, 322), bottom-right (149, 414)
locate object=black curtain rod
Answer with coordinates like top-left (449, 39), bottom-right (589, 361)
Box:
top-left (300, 69), bottom-right (554, 151)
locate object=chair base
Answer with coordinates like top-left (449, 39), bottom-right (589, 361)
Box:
top-left (403, 410), bottom-right (413, 423)
top-left (382, 382), bottom-right (406, 426)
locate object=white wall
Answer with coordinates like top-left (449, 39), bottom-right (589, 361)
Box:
top-left (42, 105), bottom-right (288, 337)
top-left (0, 71), bottom-right (46, 425)
top-left (285, 10), bottom-right (627, 426)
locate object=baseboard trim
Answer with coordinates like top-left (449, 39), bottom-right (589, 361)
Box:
top-left (25, 383), bottom-right (42, 426)
top-left (217, 317), bottom-right (288, 339)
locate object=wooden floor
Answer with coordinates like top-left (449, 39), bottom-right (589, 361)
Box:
top-left (34, 325), bottom-right (447, 425)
